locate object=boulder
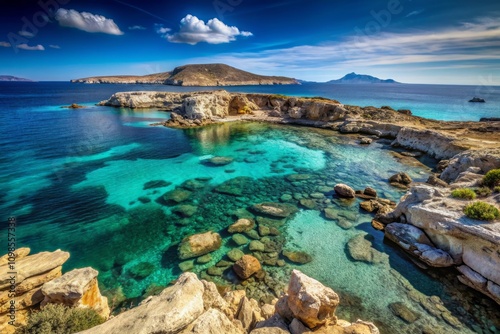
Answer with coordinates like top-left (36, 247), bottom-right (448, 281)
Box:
top-left (388, 302), bottom-right (420, 323)
top-left (251, 314), bottom-right (290, 334)
top-left (233, 255), bottom-right (262, 280)
top-left (334, 184), bottom-right (356, 198)
top-left (79, 273), bottom-right (205, 334)
top-left (440, 148), bottom-right (500, 182)
top-left (41, 267), bottom-right (110, 319)
top-left (227, 249), bottom-right (245, 262)
top-left (286, 270), bottom-right (339, 329)
top-left (249, 240), bottom-right (265, 252)
top-left (385, 223), bottom-right (454, 267)
top-left (363, 187), bottom-right (377, 198)
top-left (360, 137), bottom-right (373, 145)
top-left (206, 156), bottom-right (234, 166)
top-left (229, 219), bottom-right (255, 233)
top-left (179, 232), bottom-right (222, 260)
top-left (180, 309), bottom-right (244, 334)
top-left (388, 172), bottom-right (413, 188)
top-left (252, 202), bottom-right (299, 218)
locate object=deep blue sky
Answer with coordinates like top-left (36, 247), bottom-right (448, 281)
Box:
top-left (1, 0), bottom-right (499, 84)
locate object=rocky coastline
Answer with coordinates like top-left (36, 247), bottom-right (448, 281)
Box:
top-left (98, 90), bottom-right (500, 308)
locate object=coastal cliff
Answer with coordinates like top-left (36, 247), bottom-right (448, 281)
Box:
top-left (71, 64), bottom-right (299, 86)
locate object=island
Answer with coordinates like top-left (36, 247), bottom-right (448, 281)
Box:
top-left (70, 63), bottom-right (299, 86)
top-left (327, 72), bottom-right (399, 84)
top-left (0, 75), bottom-right (33, 82)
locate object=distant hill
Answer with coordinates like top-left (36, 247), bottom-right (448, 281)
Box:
top-left (0, 75), bottom-right (33, 82)
top-left (71, 64), bottom-right (299, 86)
top-left (327, 72), bottom-right (399, 84)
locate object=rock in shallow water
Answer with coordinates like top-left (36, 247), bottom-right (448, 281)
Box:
top-left (252, 202), bottom-right (299, 218)
top-left (347, 234), bottom-right (388, 264)
top-left (282, 250), bottom-right (313, 264)
top-left (233, 255), bottom-right (262, 280)
top-left (334, 184), bottom-right (356, 198)
top-left (179, 232), bottom-right (222, 260)
top-left (388, 302), bottom-right (421, 323)
top-left (228, 218), bottom-right (255, 233)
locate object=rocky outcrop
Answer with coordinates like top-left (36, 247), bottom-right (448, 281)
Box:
top-left (72, 64), bottom-right (298, 86)
top-left (178, 231), bottom-right (222, 260)
top-left (334, 184), bottom-right (356, 198)
top-left (380, 182), bottom-right (500, 304)
top-left (392, 128), bottom-right (467, 160)
top-left (41, 267), bottom-right (110, 318)
top-left (0, 249), bottom-right (110, 333)
top-left (440, 148), bottom-right (500, 182)
top-left (82, 270), bottom-right (377, 334)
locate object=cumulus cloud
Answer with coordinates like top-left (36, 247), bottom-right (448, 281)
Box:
top-left (164, 14), bottom-right (252, 45)
top-left (0, 41), bottom-right (11, 47)
top-left (49, 45), bottom-right (61, 49)
top-left (17, 44), bottom-right (45, 51)
top-left (55, 8), bottom-right (124, 35)
top-left (18, 30), bottom-right (35, 38)
top-left (129, 25), bottom-right (146, 30)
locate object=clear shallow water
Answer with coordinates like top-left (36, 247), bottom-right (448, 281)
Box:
top-left (0, 83), bottom-right (499, 333)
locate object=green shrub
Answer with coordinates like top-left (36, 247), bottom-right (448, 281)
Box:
top-left (463, 201), bottom-right (500, 221)
top-left (494, 186), bottom-right (500, 193)
top-left (16, 304), bottom-right (105, 334)
top-left (483, 169), bottom-right (500, 187)
top-left (451, 188), bottom-right (476, 200)
top-left (475, 187), bottom-right (492, 197)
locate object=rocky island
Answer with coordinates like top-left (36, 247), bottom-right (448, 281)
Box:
top-left (71, 64), bottom-right (299, 86)
top-left (0, 75), bottom-right (33, 82)
top-left (327, 72), bottom-right (399, 84)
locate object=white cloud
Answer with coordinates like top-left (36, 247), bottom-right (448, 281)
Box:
top-left (186, 17), bottom-right (500, 77)
top-left (155, 24), bottom-right (171, 37)
top-left (55, 8), bottom-right (124, 35)
top-left (17, 44), bottom-right (45, 51)
top-left (18, 30), bottom-right (35, 38)
top-left (49, 45), bottom-right (61, 49)
top-left (0, 41), bottom-right (11, 47)
top-left (164, 14), bottom-right (252, 45)
top-left (129, 25), bottom-right (146, 30)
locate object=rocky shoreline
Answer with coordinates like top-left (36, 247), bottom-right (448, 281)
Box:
top-left (98, 90), bottom-right (500, 308)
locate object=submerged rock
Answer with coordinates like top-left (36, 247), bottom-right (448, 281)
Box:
top-left (388, 302), bottom-right (420, 323)
top-left (163, 188), bottom-right (192, 203)
top-left (282, 250), bottom-right (313, 264)
top-left (227, 249), bottom-right (245, 262)
top-left (334, 184), bottom-right (356, 198)
top-left (173, 205), bottom-right (198, 217)
top-left (143, 180), bottom-right (172, 190)
top-left (179, 232), bottom-right (222, 260)
top-left (252, 202), bottom-right (299, 218)
top-left (232, 234), bottom-right (250, 246)
top-left (228, 218), bottom-right (255, 233)
top-left (388, 172), bottom-right (413, 189)
top-left (129, 262), bottom-right (156, 279)
top-left (347, 234), bottom-right (388, 264)
top-left (233, 255), bottom-right (262, 280)
top-left (205, 156), bottom-right (234, 166)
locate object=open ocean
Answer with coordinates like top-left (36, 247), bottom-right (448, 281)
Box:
top-left (0, 81), bottom-right (499, 333)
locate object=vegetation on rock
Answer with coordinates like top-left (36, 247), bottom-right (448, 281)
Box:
top-left (475, 187), bottom-right (492, 198)
top-left (483, 169), bottom-right (500, 187)
top-left (451, 188), bottom-right (477, 200)
top-left (16, 304), bottom-right (104, 334)
top-left (463, 201), bottom-right (500, 221)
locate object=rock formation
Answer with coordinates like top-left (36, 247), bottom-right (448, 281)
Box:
top-left (99, 90), bottom-right (500, 160)
top-left (80, 270), bottom-right (378, 334)
top-left (0, 249), bottom-right (109, 333)
top-left (72, 64), bottom-right (298, 86)
top-left (178, 231), bottom-right (223, 260)
top-left (378, 150), bottom-right (500, 304)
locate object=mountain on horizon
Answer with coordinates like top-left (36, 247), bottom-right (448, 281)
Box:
top-left (327, 72), bottom-right (399, 84)
top-left (0, 75), bottom-right (33, 82)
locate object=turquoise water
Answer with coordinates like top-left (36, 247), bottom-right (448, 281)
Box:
top-left (0, 83), bottom-right (499, 333)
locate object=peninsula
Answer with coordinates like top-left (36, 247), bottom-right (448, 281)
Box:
top-left (0, 75), bottom-right (33, 82)
top-left (71, 64), bottom-right (299, 86)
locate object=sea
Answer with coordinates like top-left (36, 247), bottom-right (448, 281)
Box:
top-left (0, 81), bottom-right (499, 333)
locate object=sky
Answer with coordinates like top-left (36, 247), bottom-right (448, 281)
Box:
top-left (0, 0), bottom-right (499, 84)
